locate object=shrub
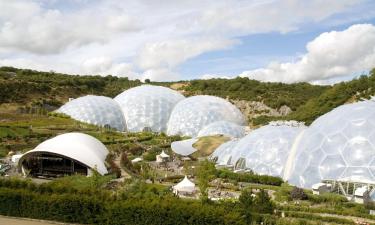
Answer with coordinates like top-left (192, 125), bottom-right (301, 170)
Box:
top-left (290, 187), bottom-right (307, 200)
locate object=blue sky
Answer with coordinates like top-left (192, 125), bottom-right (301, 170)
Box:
top-left (182, 16), bottom-right (375, 80)
top-left (0, 0), bottom-right (375, 83)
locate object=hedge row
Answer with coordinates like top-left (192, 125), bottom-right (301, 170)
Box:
top-left (284, 211), bottom-right (355, 224)
top-left (0, 187), bottom-right (248, 225)
top-left (216, 169), bottom-right (284, 186)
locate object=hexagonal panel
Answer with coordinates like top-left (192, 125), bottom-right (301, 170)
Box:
top-left (319, 154), bottom-right (346, 179)
top-left (321, 133), bottom-right (347, 154)
top-left (342, 138), bottom-right (374, 166)
top-left (342, 119), bottom-right (373, 140)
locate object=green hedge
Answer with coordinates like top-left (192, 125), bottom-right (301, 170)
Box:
top-left (216, 169), bottom-right (284, 186)
top-left (0, 187), bottom-right (248, 225)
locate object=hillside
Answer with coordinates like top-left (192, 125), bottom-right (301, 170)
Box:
top-left (1, 66), bottom-right (374, 126)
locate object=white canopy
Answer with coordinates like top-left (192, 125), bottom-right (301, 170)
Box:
top-left (19, 132), bottom-right (108, 175)
top-left (131, 157), bottom-right (143, 163)
top-left (173, 176), bottom-right (196, 193)
top-left (171, 138), bottom-right (198, 156)
top-left (159, 150), bottom-right (170, 158)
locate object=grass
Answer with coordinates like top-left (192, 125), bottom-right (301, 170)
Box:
top-left (191, 135), bottom-right (230, 158)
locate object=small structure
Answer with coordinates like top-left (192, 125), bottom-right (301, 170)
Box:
top-left (131, 157), bottom-right (143, 164)
top-left (156, 151), bottom-right (170, 163)
top-left (312, 183), bottom-right (332, 195)
top-left (354, 186), bottom-right (370, 204)
top-left (173, 176), bottom-right (196, 196)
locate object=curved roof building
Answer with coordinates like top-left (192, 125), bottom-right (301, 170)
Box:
top-left (167, 95), bottom-right (245, 137)
top-left (227, 124), bottom-right (305, 177)
top-left (287, 100), bottom-right (375, 188)
top-left (57, 95), bottom-right (126, 131)
top-left (19, 133), bottom-right (109, 176)
top-left (197, 121), bottom-right (246, 138)
top-left (114, 85), bottom-right (185, 132)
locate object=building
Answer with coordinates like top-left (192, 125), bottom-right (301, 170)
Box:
top-left (18, 133), bottom-right (108, 178)
top-left (312, 183), bottom-right (332, 195)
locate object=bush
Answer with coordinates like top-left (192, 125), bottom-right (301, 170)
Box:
top-left (290, 187), bottom-right (307, 200)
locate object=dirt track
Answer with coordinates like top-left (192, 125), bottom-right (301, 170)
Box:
top-left (0, 215), bottom-right (78, 225)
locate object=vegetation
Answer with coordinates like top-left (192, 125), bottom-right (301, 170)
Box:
top-left (216, 168), bottom-right (284, 186)
top-left (1, 66), bottom-right (375, 127)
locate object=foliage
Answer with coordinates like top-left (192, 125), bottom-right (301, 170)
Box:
top-left (216, 169), bottom-right (284, 186)
top-left (290, 187), bottom-right (308, 200)
top-left (195, 160), bottom-right (216, 199)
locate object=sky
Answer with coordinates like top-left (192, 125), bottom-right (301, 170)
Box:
top-left (0, 0), bottom-right (375, 84)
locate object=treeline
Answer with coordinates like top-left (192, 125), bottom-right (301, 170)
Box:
top-left (287, 69), bottom-right (375, 124)
top-left (182, 77), bottom-right (328, 110)
top-left (0, 67), bottom-right (141, 105)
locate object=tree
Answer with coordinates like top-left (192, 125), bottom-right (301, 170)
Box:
top-left (238, 188), bottom-right (254, 223)
top-left (254, 189), bottom-right (274, 214)
top-left (196, 160), bottom-right (216, 200)
top-left (145, 78), bottom-right (151, 83)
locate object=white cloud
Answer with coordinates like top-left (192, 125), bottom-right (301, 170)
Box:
top-left (0, 0), bottom-right (373, 81)
top-left (240, 24), bottom-right (375, 83)
top-left (201, 74), bottom-right (233, 80)
top-left (137, 38), bottom-right (237, 70)
top-left (141, 68), bottom-right (180, 82)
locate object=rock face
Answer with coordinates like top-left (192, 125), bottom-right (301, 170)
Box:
top-left (230, 99), bottom-right (292, 120)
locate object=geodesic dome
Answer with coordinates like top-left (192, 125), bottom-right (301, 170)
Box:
top-left (57, 95), bottom-right (126, 131)
top-left (114, 85), bottom-right (185, 132)
top-left (286, 100), bottom-right (375, 188)
top-left (198, 121), bottom-right (246, 138)
top-left (167, 95), bottom-right (245, 137)
top-left (210, 139), bottom-right (239, 166)
top-left (228, 124), bottom-right (305, 177)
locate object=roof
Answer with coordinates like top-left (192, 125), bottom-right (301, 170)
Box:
top-left (19, 133), bottom-right (108, 175)
top-left (171, 138), bottom-right (198, 156)
top-left (159, 150), bottom-right (170, 158)
top-left (173, 176), bottom-right (196, 192)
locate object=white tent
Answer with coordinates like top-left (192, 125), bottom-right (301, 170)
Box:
top-left (156, 150), bottom-right (170, 163)
top-left (159, 150), bottom-right (170, 158)
top-left (173, 176), bottom-right (196, 195)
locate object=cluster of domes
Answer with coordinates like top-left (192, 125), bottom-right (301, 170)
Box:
top-left (211, 124), bottom-right (305, 178)
top-left (114, 85), bottom-right (185, 132)
top-left (57, 85), bottom-right (246, 138)
top-left (211, 99), bottom-right (375, 188)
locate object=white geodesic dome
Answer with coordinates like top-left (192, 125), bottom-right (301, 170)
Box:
top-left (114, 85), bottom-right (185, 132)
top-left (287, 100), bottom-right (375, 188)
top-left (57, 95), bottom-right (126, 131)
top-left (167, 95), bottom-right (245, 137)
top-left (198, 121), bottom-right (246, 138)
top-left (225, 124), bottom-right (305, 177)
top-left (210, 139), bottom-right (239, 166)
